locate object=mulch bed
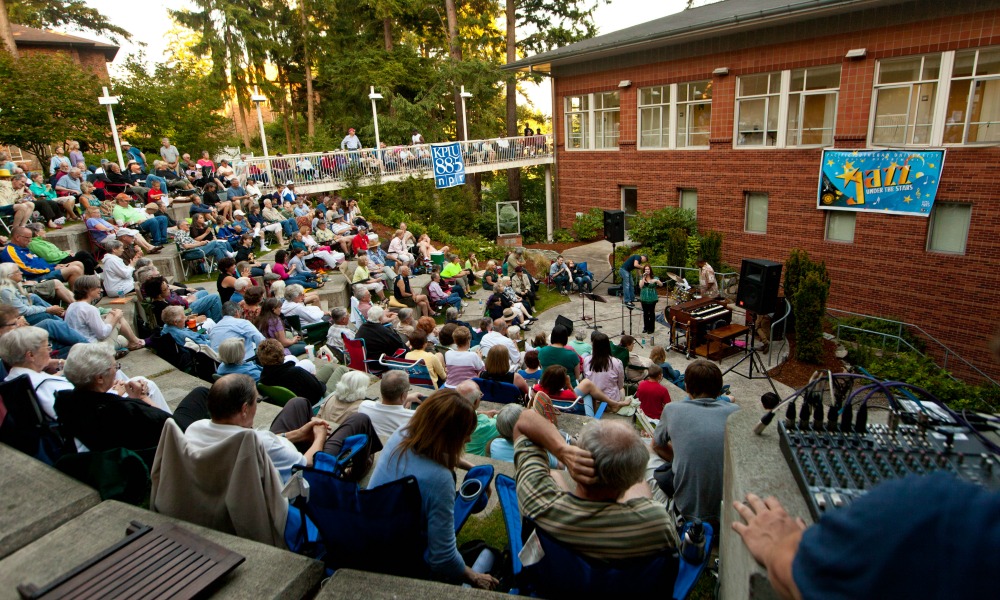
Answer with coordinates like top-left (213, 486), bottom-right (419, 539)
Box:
top-left (767, 337), bottom-right (847, 390)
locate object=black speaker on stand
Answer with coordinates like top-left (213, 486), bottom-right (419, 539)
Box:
top-left (737, 258), bottom-right (782, 314)
top-left (603, 210), bottom-right (625, 244)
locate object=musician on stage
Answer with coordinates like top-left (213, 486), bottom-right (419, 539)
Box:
top-left (696, 258), bottom-right (719, 298)
top-left (620, 253), bottom-right (647, 306)
top-left (638, 265), bottom-right (663, 334)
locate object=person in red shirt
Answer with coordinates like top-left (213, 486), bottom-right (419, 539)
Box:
top-left (636, 364), bottom-right (671, 419)
top-left (351, 225), bottom-right (370, 257)
top-left (146, 179), bottom-right (164, 202)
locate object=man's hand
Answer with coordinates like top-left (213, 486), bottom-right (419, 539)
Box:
top-left (557, 444), bottom-right (597, 486)
top-left (45, 305), bottom-right (65, 316)
top-left (732, 493), bottom-right (806, 600)
top-left (479, 409), bottom-right (499, 418)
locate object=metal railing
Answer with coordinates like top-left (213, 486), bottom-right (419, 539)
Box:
top-left (234, 134), bottom-right (553, 192)
top-left (826, 308), bottom-right (998, 387)
top-left (650, 265), bottom-right (739, 301)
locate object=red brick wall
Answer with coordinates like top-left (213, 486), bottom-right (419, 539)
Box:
top-left (551, 10), bottom-right (1000, 382)
top-left (17, 45), bottom-right (111, 79)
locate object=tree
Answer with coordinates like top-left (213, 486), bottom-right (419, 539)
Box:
top-left (785, 249), bottom-right (831, 364)
top-left (0, 52), bottom-right (104, 168)
top-left (5, 0), bottom-right (130, 42)
top-left (0, 0), bottom-right (17, 57)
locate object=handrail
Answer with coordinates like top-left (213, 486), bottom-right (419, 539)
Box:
top-left (826, 308), bottom-right (998, 387)
top-left (767, 298), bottom-right (792, 367)
top-left (230, 134), bottom-right (553, 191)
top-left (649, 264), bottom-right (739, 300)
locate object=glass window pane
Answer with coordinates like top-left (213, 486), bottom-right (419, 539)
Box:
top-left (873, 87), bottom-right (910, 144)
top-left (746, 193), bottom-right (768, 233)
top-left (567, 112), bottom-right (588, 149)
top-left (976, 48), bottom-right (1000, 76)
top-left (600, 92), bottom-right (619, 109)
top-left (680, 102), bottom-right (711, 147)
top-left (640, 107), bottom-right (665, 148)
top-left (928, 203), bottom-right (971, 254)
top-left (790, 70), bottom-right (805, 92)
top-left (910, 82), bottom-right (937, 144)
top-left (740, 73), bottom-right (771, 97)
top-left (680, 189), bottom-right (697, 215)
top-left (878, 57), bottom-right (922, 84)
top-left (953, 50), bottom-right (977, 78)
top-left (922, 55), bottom-right (940, 80)
top-left (944, 80), bottom-right (971, 144)
top-left (805, 65), bottom-right (841, 90)
top-left (801, 93), bottom-right (837, 145)
top-left (967, 79), bottom-right (1000, 142)
top-left (597, 110), bottom-right (619, 149)
top-left (826, 211), bottom-right (856, 242)
top-left (737, 98), bottom-right (767, 146)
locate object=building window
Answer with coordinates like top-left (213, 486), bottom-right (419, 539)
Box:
top-left (639, 80), bottom-right (712, 149)
top-left (872, 55), bottom-right (940, 145)
top-left (679, 189), bottom-right (697, 215)
top-left (735, 67), bottom-right (839, 148)
top-left (745, 192), bottom-right (768, 233)
top-left (944, 48), bottom-right (1000, 144)
top-left (825, 211), bottom-right (856, 243)
top-left (565, 92), bottom-right (619, 150)
top-left (927, 202), bottom-right (972, 254)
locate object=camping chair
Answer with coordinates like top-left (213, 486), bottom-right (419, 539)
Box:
top-left (473, 377), bottom-right (525, 405)
top-left (176, 239), bottom-right (216, 279)
top-left (341, 333), bottom-right (386, 375)
top-left (257, 383), bottom-right (297, 407)
top-left (284, 314), bottom-right (330, 346)
top-left (55, 447), bottom-right (150, 505)
top-left (495, 474), bottom-right (713, 599)
top-left (378, 355), bottom-right (436, 389)
top-left (0, 374), bottom-right (75, 465)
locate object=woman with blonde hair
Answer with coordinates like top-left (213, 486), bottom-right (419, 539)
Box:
top-left (368, 389), bottom-right (498, 590)
top-left (0, 263), bottom-right (72, 321)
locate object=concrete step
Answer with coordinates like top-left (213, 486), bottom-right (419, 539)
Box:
top-left (0, 444), bottom-right (100, 561)
top-left (0, 500), bottom-right (323, 600)
top-left (39, 224), bottom-right (91, 254)
top-left (319, 569), bottom-right (510, 599)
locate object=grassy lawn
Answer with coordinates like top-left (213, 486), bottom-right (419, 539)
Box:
top-left (456, 507), bottom-right (508, 550)
top-left (532, 286), bottom-right (572, 314)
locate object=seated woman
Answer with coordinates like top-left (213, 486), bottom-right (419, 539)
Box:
top-left (143, 275), bottom-right (223, 325)
top-left (648, 345), bottom-right (686, 390)
top-left (443, 326), bottom-right (482, 388)
top-left (287, 247), bottom-right (321, 285)
top-left (271, 249), bottom-right (313, 288)
top-left (216, 336), bottom-right (262, 379)
top-left (238, 285), bottom-right (265, 322)
top-left (517, 349), bottom-right (542, 386)
top-left (257, 339), bottom-right (346, 405)
top-left (480, 345), bottom-right (530, 396)
top-left (405, 329), bottom-right (447, 389)
top-left (531, 364), bottom-right (616, 418)
top-left (581, 333), bottom-right (627, 416)
top-left (316, 370), bottom-right (370, 424)
top-left (255, 298), bottom-right (306, 357)
top-left (64, 275), bottom-right (145, 351)
top-left (0, 263), bottom-right (71, 322)
top-left (368, 389), bottom-right (498, 589)
top-left (216, 257), bottom-right (239, 304)
top-left (100, 239), bottom-right (139, 296)
top-left (248, 203), bottom-right (285, 247)
top-left (481, 261), bottom-right (499, 291)
top-left (160, 305), bottom-right (211, 348)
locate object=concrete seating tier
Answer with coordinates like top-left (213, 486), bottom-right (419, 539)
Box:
top-left (0, 444), bottom-right (100, 560)
top-left (319, 569), bottom-right (511, 599)
top-left (0, 501), bottom-right (324, 600)
top-left (40, 224), bottom-right (91, 255)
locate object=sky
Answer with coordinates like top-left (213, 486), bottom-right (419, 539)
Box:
top-left (75, 0), bottom-right (696, 120)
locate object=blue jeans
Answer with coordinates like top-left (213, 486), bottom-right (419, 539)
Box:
top-left (280, 219), bottom-right (298, 236)
top-left (619, 267), bottom-right (634, 303)
top-left (199, 240), bottom-right (232, 261)
top-left (139, 215), bottom-right (169, 245)
top-left (574, 276), bottom-right (593, 292)
top-left (437, 292), bottom-right (463, 309)
top-left (35, 319), bottom-right (89, 357)
top-left (190, 290), bottom-right (222, 322)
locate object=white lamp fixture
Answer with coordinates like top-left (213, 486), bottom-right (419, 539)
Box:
top-left (98, 87), bottom-right (125, 167)
top-left (369, 86), bottom-right (383, 162)
top-left (459, 85), bottom-right (473, 141)
top-left (845, 48), bottom-right (867, 59)
top-left (712, 67), bottom-right (729, 76)
top-left (618, 80), bottom-right (632, 88)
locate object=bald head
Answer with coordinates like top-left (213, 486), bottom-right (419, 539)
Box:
top-left (578, 421), bottom-right (649, 495)
top-left (207, 374), bottom-right (257, 421)
top-left (492, 318), bottom-right (507, 333)
top-left (455, 380), bottom-right (482, 408)
top-left (380, 370), bottom-right (409, 405)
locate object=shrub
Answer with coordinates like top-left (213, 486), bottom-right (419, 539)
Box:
top-left (571, 208), bottom-right (605, 241)
top-left (665, 228), bottom-right (688, 271)
top-left (685, 236), bottom-right (702, 270)
top-left (786, 249), bottom-right (831, 364)
top-left (552, 228), bottom-right (575, 243)
top-left (628, 207), bottom-right (697, 254)
top-left (699, 230), bottom-right (723, 270)
top-left (861, 352), bottom-right (1000, 413)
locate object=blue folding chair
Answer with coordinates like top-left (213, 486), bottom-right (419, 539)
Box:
top-left (379, 355), bottom-right (436, 388)
top-left (495, 474), bottom-right (712, 599)
top-left (473, 377), bottom-right (525, 405)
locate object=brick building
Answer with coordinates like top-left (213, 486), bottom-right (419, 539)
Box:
top-left (11, 24), bottom-right (119, 79)
top-left (509, 0), bottom-right (1000, 381)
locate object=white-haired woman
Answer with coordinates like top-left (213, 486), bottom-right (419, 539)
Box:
top-left (317, 370), bottom-right (371, 424)
top-left (498, 276), bottom-right (535, 323)
top-left (0, 263), bottom-right (71, 322)
top-left (101, 238), bottom-right (140, 296)
top-left (216, 336), bottom-right (262, 379)
top-left (64, 275), bottom-right (145, 351)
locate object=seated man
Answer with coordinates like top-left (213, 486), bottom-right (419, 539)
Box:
top-left (2, 226), bottom-right (84, 286)
top-left (185, 374), bottom-right (382, 483)
top-left (112, 194), bottom-right (169, 246)
top-left (652, 359), bottom-right (739, 530)
top-left (325, 307), bottom-right (354, 354)
top-left (355, 305), bottom-right (406, 361)
top-left (456, 380), bottom-right (498, 456)
top-left (549, 255), bottom-right (572, 295)
top-left (357, 369), bottom-right (417, 439)
top-left (513, 408), bottom-right (678, 559)
top-left (208, 302), bottom-right (265, 361)
top-left (280, 284), bottom-right (329, 325)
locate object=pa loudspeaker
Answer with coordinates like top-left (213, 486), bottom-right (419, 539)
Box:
top-left (555, 315), bottom-right (575, 335)
top-left (603, 210), bottom-right (625, 243)
top-left (737, 258), bottom-right (782, 314)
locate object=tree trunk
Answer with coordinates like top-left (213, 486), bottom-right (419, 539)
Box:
top-left (234, 88), bottom-right (253, 149)
top-left (300, 0), bottom-right (315, 139)
top-left (288, 84), bottom-right (302, 152)
top-left (445, 0), bottom-right (465, 142)
top-left (505, 0), bottom-right (521, 206)
top-left (383, 18), bottom-right (392, 51)
top-left (277, 67), bottom-right (293, 153)
top-left (0, 0), bottom-right (18, 58)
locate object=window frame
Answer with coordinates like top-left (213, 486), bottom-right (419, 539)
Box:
top-left (825, 211), bottom-right (856, 243)
top-left (564, 91), bottom-right (620, 151)
top-left (744, 192), bottom-right (769, 234)
top-left (637, 80), bottom-right (712, 150)
top-left (870, 54), bottom-right (941, 147)
top-left (735, 66), bottom-right (840, 149)
top-left (679, 188), bottom-right (698, 216)
top-left (926, 202), bottom-right (972, 255)
top-left (943, 47), bottom-right (1000, 145)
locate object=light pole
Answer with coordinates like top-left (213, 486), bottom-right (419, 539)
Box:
top-left (369, 86), bottom-right (383, 163)
top-left (251, 88), bottom-right (273, 186)
top-left (98, 87), bottom-right (125, 167)
top-left (459, 85), bottom-right (473, 141)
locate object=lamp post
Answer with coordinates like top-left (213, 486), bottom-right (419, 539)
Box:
top-left (369, 86), bottom-right (383, 163)
top-left (251, 88), bottom-right (273, 186)
top-left (98, 87), bottom-right (125, 167)
top-left (459, 85), bottom-right (473, 141)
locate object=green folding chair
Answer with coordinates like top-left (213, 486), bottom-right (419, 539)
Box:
top-left (257, 383), bottom-right (297, 407)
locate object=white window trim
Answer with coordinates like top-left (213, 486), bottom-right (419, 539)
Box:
top-left (564, 92), bottom-right (620, 152)
top-left (926, 202), bottom-right (972, 255)
top-left (637, 82), bottom-right (712, 151)
top-left (735, 67), bottom-right (840, 149)
top-left (942, 47), bottom-right (1000, 145)
top-left (825, 211), bottom-right (856, 244)
top-left (744, 192), bottom-right (768, 234)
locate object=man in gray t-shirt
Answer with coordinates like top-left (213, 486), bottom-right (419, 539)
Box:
top-left (652, 359), bottom-right (738, 529)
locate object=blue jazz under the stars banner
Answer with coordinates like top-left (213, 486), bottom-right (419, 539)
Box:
top-left (818, 149), bottom-right (945, 217)
top-left (431, 142), bottom-right (466, 189)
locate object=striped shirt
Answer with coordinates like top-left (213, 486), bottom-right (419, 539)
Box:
top-left (513, 437), bottom-right (678, 560)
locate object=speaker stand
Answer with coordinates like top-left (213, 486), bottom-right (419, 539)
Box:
top-left (721, 329), bottom-right (780, 396)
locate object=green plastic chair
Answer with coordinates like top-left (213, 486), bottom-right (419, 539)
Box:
top-left (257, 383), bottom-right (297, 407)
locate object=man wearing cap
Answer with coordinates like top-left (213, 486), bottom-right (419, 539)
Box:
top-left (121, 142), bottom-right (147, 171)
top-left (83, 206), bottom-right (161, 254)
top-left (280, 181), bottom-right (296, 205)
top-left (3, 226), bottom-right (84, 285)
top-left (112, 195), bottom-right (169, 246)
top-left (125, 162), bottom-right (151, 197)
top-left (0, 169), bottom-right (35, 228)
top-left (226, 177), bottom-right (251, 213)
top-left (341, 127), bottom-right (362, 152)
top-left (174, 219), bottom-right (232, 262)
top-left (159, 138), bottom-right (180, 173)
top-left (479, 316), bottom-right (521, 366)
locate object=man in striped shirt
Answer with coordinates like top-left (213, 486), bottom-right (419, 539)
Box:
top-left (513, 410), bottom-right (678, 560)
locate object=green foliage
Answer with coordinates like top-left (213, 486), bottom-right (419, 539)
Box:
top-left (571, 208), bottom-right (604, 242)
top-left (552, 228), bottom-right (575, 243)
top-left (699, 230), bottom-right (723, 271)
top-left (665, 228), bottom-right (689, 272)
top-left (835, 316), bottom-right (926, 354)
top-left (685, 236), bottom-right (701, 269)
top-left (858, 352), bottom-right (1000, 413)
top-left (6, 0), bottom-right (131, 42)
top-left (111, 55), bottom-right (230, 158)
top-left (785, 249), bottom-right (831, 364)
top-left (784, 248), bottom-right (811, 303)
top-left (481, 166), bottom-right (549, 243)
top-left (628, 207), bottom-right (698, 255)
top-left (0, 52), bottom-right (105, 169)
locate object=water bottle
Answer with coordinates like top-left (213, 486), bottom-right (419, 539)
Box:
top-left (680, 520), bottom-right (706, 563)
top-left (117, 289), bottom-right (124, 299)
top-left (461, 548), bottom-right (496, 588)
top-left (306, 345), bottom-right (316, 361)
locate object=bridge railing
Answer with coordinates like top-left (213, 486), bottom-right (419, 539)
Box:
top-left (235, 134), bottom-right (553, 190)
